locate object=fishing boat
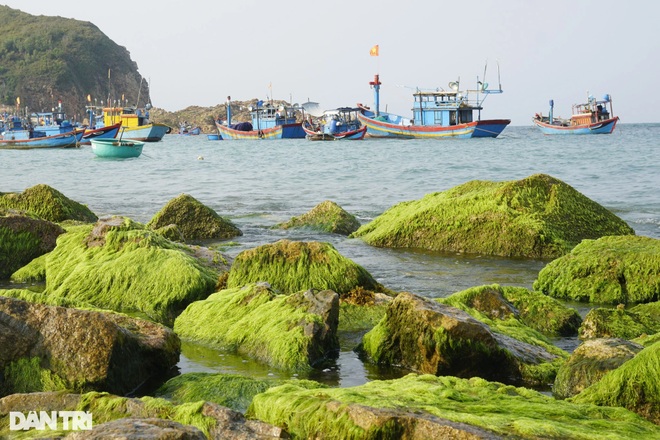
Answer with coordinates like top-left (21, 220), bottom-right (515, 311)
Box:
top-left (0, 116), bottom-right (84, 149)
top-left (532, 93), bottom-right (619, 134)
top-left (302, 107), bottom-right (366, 141)
top-left (179, 124), bottom-right (201, 135)
top-left (215, 97), bottom-right (305, 140)
top-left (90, 138), bottom-right (145, 158)
top-left (100, 104), bottom-right (171, 142)
top-left (357, 72), bottom-right (510, 139)
top-left (81, 122), bottom-right (122, 145)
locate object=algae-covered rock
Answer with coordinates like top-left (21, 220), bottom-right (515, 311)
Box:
top-left (0, 296), bottom-right (180, 397)
top-left (226, 239), bottom-right (384, 296)
top-left (65, 418), bottom-right (206, 439)
top-left (360, 292), bottom-right (561, 387)
top-left (578, 306), bottom-right (660, 340)
top-left (174, 283), bottom-right (339, 371)
top-left (274, 200), bottom-right (361, 235)
top-left (0, 212), bottom-right (65, 279)
top-left (247, 374), bottom-right (660, 439)
top-left (553, 338), bottom-right (643, 399)
top-left (0, 184), bottom-right (97, 223)
top-left (0, 391), bottom-right (286, 439)
top-left (147, 193), bottom-right (242, 241)
top-left (534, 235), bottom-right (660, 304)
top-left (350, 174), bottom-right (634, 258)
top-left (37, 217), bottom-right (224, 326)
top-left (571, 341), bottom-right (660, 424)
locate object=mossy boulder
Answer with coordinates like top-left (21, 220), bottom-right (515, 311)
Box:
top-left (146, 193), bottom-right (242, 241)
top-left (274, 200), bottom-right (361, 235)
top-left (360, 292), bottom-right (562, 387)
top-left (578, 305), bottom-right (660, 340)
top-left (534, 235), bottom-right (660, 304)
top-left (571, 341), bottom-right (660, 424)
top-left (226, 239), bottom-right (384, 296)
top-left (0, 184), bottom-right (97, 223)
top-left (35, 217), bottom-right (225, 326)
top-left (66, 418), bottom-right (206, 439)
top-left (350, 174), bottom-right (634, 258)
top-left (553, 338), bottom-right (644, 399)
top-left (248, 374), bottom-right (660, 439)
top-left (174, 283), bottom-right (340, 371)
top-left (0, 212), bottom-right (64, 279)
top-left (0, 296), bottom-right (180, 397)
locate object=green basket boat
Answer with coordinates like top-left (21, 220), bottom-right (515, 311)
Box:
top-left (90, 138), bottom-right (145, 158)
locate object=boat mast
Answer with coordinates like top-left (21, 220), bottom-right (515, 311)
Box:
top-left (370, 75), bottom-right (382, 116)
top-left (226, 96), bottom-right (232, 125)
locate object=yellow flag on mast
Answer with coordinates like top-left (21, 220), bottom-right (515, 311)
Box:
top-left (369, 45), bottom-right (379, 56)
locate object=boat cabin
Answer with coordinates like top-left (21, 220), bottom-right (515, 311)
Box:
top-left (249, 103), bottom-right (297, 130)
top-left (570, 96), bottom-right (612, 125)
top-left (411, 91), bottom-right (482, 127)
top-left (320, 107), bottom-right (361, 135)
top-left (103, 106), bottom-right (152, 129)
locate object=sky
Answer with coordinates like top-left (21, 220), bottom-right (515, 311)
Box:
top-left (2, 0), bottom-right (658, 126)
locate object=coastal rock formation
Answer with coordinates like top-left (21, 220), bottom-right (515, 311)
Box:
top-left (247, 374), bottom-right (660, 439)
top-left (0, 296), bottom-right (180, 397)
top-left (226, 239), bottom-right (385, 297)
top-left (0, 211), bottom-right (64, 279)
top-left (553, 338), bottom-right (644, 399)
top-left (174, 283), bottom-right (339, 371)
top-left (350, 174), bottom-right (634, 258)
top-left (359, 292), bottom-right (563, 387)
top-left (0, 184), bottom-right (97, 223)
top-left (534, 235), bottom-right (660, 304)
top-left (147, 194), bottom-right (242, 241)
top-left (64, 418), bottom-right (206, 439)
top-left (578, 305), bottom-right (660, 340)
top-left (274, 200), bottom-right (361, 235)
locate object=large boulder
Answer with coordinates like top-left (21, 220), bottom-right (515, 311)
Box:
top-left (248, 374), bottom-right (660, 439)
top-left (274, 200), bottom-right (361, 235)
top-left (534, 235), bottom-right (660, 304)
top-left (578, 305), bottom-right (660, 340)
top-left (226, 239), bottom-right (385, 297)
top-left (35, 217), bottom-right (225, 326)
top-left (359, 292), bottom-right (562, 387)
top-left (174, 283), bottom-right (339, 371)
top-left (64, 418), bottom-right (206, 439)
top-left (350, 174), bottom-right (634, 258)
top-left (146, 194), bottom-right (242, 241)
top-left (0, 184), bottom-right (97, 223)
top-left (0, 296), bottom-right (180, 397)
top-left (0, 211), bottom-right (64, 279)
top-left (553, 338), bottom-right (644, 399)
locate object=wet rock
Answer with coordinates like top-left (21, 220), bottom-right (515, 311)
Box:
top-left (578, 305), bottom-right (660, 340)
top-left (64, 418), bottom-right (206, 439)
top-left (0, 184), bottom-right (97, 223)
top-left (274, 200), bottom-right (361, 235)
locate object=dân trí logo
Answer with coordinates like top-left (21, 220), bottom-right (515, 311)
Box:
top-left (9, 411), bottom-right (93, 431)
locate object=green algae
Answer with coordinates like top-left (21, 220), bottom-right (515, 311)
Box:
top-left (579, 306), bottom-right (660, 340)
top-left (174, 283), bottom-right (337, 371)
top-left (350, 174), bottom-right (634, 258)
top-left (0, 184), bottom-right (97, 223)
top-left (226, 239), bottom-right (383, 295)
top-left (274, 200), bottom-right (361, 235)
top-left (338, 302), bottom-right (388, 333)
top-left (9, 253), bottom-right (47, 283)
top-left (1, 357), bottom-right (70, 396)
top-left (534, 235), bottom-right (660, 304)
top-left (247, 373), bottom-right (660, 439)
top-left (571, 342), bottom-right (660, 424)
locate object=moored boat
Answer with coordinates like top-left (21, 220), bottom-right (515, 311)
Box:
top-left (0, 117), bottom-right (84, 149)
top-left (90, 138), bottom-right (145, 158)
top-left (100, 105), bottom-right (171, 142)
top-left (302, 107), bottom-right (366, 141)
top-left (357, 73), bottom-right (510, 139)
top-left (179, 124), bottom-right (201, 135)
top-left (81, 122), bottom-right (122, 145)
top-left (215, 97), bottom-right (305, 140)
top-left (532, 94), bottom-right (619, 134)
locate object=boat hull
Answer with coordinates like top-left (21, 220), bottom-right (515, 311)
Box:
top-left (215, 122), bottom-right (304, 140)
top-left (302, 122), bottom-right (367, 140)
top-left (0, 129), bottom-right (84, 149)
top-left (81, 122), bottom-right (122, 145)
top-left (120, 123), bottom-right (171, 142)
top-left (90, 138), bottom-right (145, 158)
top-left (532, 117), bottom-right (619, 135)
top-left (357, 108), bottom-right (510, 139)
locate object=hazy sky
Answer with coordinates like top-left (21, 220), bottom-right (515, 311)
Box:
top-left (2, 1), bottom-right (658, 125)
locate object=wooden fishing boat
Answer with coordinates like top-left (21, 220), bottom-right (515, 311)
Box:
top-left (532, 94), bottom-right (619, 134)
top-left (87, 104), bottom-right (170, 142)
top-left (179, 124), bottom-right (201, 135)
top-left (302, 107), bottom-right (366, 141)
top-left (215, 97), bottom-right (304, 140)
top-left (90, 138), bottom-right (145, 158)
top-left (81, 122), bottom-right (122, 145)
top-left (357, 73), bottom-right (510, 139)
top-left (0, 120), bottom-right (84, 149)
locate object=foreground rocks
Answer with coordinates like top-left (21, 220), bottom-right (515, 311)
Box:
top-left (0, 184), bottom-right (97, 223)
top-left (274, 200), bottom-right (361, 235)
top-left (0, 296), bottom-right (180, 397)
top-left (350, 173), bottom-right (634, 258)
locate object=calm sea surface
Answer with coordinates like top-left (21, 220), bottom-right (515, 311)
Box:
top-left (2, 124), bottom-right (659, 388)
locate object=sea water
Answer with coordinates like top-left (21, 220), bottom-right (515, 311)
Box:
top-left (2, 124), bottom-right (659, 387)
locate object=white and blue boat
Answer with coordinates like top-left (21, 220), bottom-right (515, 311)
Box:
top-left (532, 93), bottom-right (619, 135)
top-left (215, 97), bottom-right (305, 140)
top-left (302, 107), bottom-right (366, 140)
top-left (0, 116), bottom-right (83, 149)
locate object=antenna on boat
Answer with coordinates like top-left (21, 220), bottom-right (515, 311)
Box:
top-left (135, 76), bottom-right (144, 109)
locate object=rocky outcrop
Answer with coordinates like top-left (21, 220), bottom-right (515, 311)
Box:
top-left (175, 283), bottom-right (339, 371)
top-left (147, 194), bottom-right (242, 241)
top-left (0, 184), bottom-right (97, 223)
top-left (274, 200), bottom-right (361, 235)
top-left (351, 174), bottom-right (634, 258)
top-left (534, 235), bottom-right (660, 304)
top-left (64, 418), bottom-right (206, 439)
top-left (0, 296), bottom-right (180, 396)
top-left (578, 305), bottom-right (660, 340)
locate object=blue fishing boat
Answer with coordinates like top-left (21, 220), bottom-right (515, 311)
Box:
top-left (215, 97), bottom-right (304, 140)
top-left (0, 117), bottom-right (84, 149)
top-left (302, 107), bottom-right (366, 141)
top-left (81, 122), bottom-right (122, 145)
top-left (179, 124), bottom-right (201, 135)
top-left (357, 73), bottom-right (510, 139)
top-left (28, 101), bottom-right (79, 136)
top-left (90, 138), bottom-right (145, 158)
top-left (532, 93), bottom-right (619, 135)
